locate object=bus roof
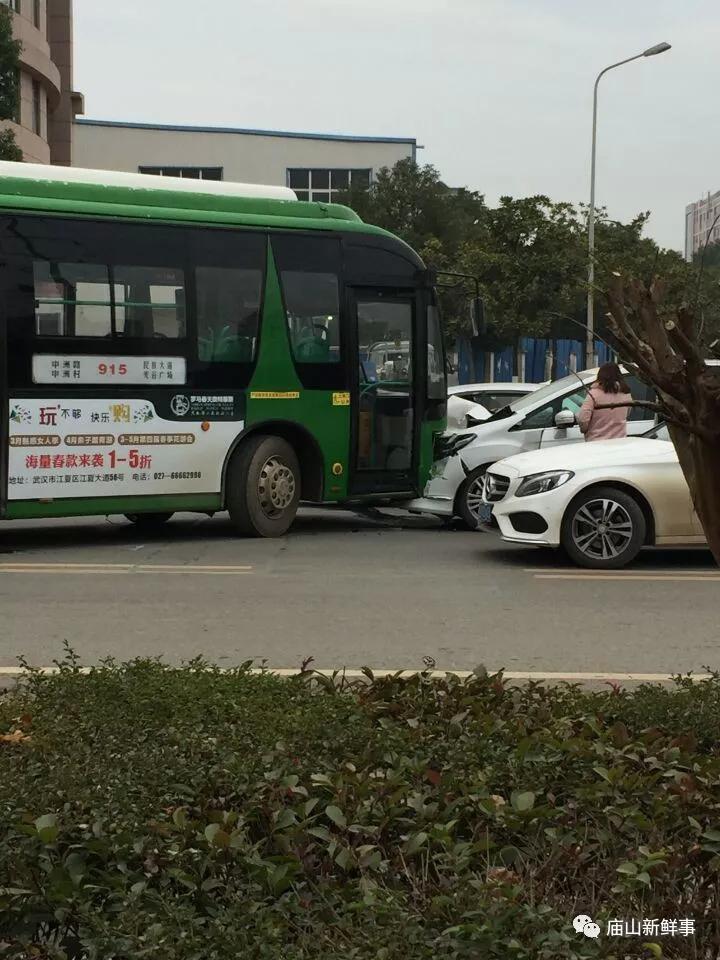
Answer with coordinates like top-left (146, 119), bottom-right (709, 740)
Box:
top-left (0, 161), bottom-right (298, 202)
top-left (0, 161), bottom-right (373, 233)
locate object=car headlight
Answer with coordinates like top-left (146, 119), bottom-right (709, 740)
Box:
top-left (435, 432), bottom-right (476, 460)
top-left (515, 470), bottom-right (574, 497)
top-left (448, 432), bottom-right (476, 453)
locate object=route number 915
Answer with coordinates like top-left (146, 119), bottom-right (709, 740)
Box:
top-left (98, 363), bottom-right (128, 376)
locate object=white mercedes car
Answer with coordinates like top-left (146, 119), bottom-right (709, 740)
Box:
top-left (480, 424), bottom-right (706, 568)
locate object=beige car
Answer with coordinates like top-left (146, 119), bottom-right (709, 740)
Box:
top-left (482, 424), bottom-right (705, 568)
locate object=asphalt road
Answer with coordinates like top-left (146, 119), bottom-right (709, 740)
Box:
top-left (0, 509), bottom-right (717, 676)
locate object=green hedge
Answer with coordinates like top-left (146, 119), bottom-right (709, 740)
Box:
top-left (1, 652), bottom-right (720, 959)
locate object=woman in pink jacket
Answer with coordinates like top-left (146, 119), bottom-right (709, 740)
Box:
top-left (577, 363), bottom-right (632, 441)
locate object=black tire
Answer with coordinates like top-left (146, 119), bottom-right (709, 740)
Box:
top-left (125, 512), bottom-right (174, 530)
top-left (456, 465), bottom-right (488, 530)
top-left (561, 486), bottom-right (646, 569)
top-left (226, 435), bottom-right (300, 538)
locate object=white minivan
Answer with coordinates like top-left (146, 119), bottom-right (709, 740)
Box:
top-left (408, 368), bottom-right (656, 528)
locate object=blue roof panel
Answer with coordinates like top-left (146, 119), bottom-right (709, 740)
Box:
top-left (76, 118), bottom-right (416, 146)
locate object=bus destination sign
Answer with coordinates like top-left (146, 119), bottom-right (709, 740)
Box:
top-left (32, 355), bottom-right (188, 386)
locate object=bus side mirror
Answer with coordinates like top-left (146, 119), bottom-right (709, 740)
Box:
top-left (471, 297), bottom-right (486, 337)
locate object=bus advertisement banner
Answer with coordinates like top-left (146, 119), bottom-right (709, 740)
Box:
top-left (7, 398), bottom-right (244, 501)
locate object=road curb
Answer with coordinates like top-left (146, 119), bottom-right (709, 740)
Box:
top-left (0, 666), bottom-right (711, 691)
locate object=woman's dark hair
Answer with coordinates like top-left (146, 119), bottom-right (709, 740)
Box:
top-left (597, 362), bottom-right (629, 394)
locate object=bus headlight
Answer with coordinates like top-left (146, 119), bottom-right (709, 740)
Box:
top-left (516, 471), bottom-right (574, 498)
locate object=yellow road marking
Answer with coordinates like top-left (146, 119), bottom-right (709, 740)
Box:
top-left (0, 562), bottom-right (252, 575)
top-left (533, 573), bottom-right (720, 583)
top-left (0, 570), bottom-right (253, 576)
top-left (524, 567), bottom-right (717, 576)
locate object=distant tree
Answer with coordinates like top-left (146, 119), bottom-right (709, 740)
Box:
top-left (341, 159), bottom-right (486, 266)
top-left (0, 128), bottom-right (22, 161)
top-left (690, 241), bottom-right (720, 342)
top-left (458, 195), bottom-right (586, 340)
top-left (693, 240), bottom-right (720, 270)
top-left (0, 3), bottom-right (22, 162)
top-left (339, 160), bottom-right (720, 350)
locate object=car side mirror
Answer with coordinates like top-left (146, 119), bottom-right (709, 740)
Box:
top-left (554, 409), bottom-right (576, 429)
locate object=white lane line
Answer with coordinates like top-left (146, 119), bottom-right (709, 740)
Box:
top-left (0, 667), bottom-right (710, 683)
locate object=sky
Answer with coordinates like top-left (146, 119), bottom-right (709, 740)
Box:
top-left (74, 0), bottom-right (720, 252)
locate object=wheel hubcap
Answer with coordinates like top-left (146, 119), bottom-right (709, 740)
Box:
top-left (572, 498), bottom-right (634, 561)
top-left (258, 457), bottom-right (296, 518)
top-left (465, 476), bottom-right (486, 520)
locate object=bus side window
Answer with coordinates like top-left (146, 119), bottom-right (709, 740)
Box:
top-left (196, 266), bottom-right (262, 364)
top-left (113, 266), bottom-right (185, 339)
top-left (271, 235), bottom-right (343, 375)
top-left (33, 261), bottom-right (113, 337)
top-left (32, 261), bottom-right (186, 339)
top-left (282, 271), bottom-right (340, 364)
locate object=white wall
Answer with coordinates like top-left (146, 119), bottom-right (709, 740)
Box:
top-left (73, 122), bottom-right (415, 187)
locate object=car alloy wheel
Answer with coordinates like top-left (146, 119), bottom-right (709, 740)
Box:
top-left (457, 465), bottom-right (490, 529)
top-left (571, 498), bottom-right (635, 562)
top-left (465, 475), bottom-right (486, 522)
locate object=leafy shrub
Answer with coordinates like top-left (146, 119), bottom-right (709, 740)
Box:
top-left (1, 652), bottom-right (719, 959)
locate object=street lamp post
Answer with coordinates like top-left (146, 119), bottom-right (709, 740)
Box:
top-left (586, 41), bottom-right (671, 370)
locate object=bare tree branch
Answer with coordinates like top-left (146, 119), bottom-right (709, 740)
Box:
top-left (605, 311), bottom-right (684, 400)
top-left (603, 273), bottom-right (720, 564)
top-left (592, 400), bottom-right (714, 440)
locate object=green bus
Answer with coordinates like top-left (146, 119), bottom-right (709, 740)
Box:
top-left (0, 162), bottom-right (447, 536)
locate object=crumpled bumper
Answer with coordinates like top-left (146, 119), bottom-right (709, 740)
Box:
top-left (405, 455), bottom-right (467, 517)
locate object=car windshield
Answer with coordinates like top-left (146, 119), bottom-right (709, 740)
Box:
top-left (642, 422), bottom-right (670, 441)
top-left (511, 374), bottom-right (588, 412)
top-left (478, 391), bottom-right (527, 411)
top-left (486, 373), bottom-right (589, 421)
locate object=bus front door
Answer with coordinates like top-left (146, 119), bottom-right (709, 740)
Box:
top-left (349, 291), bottom-right (417, 495)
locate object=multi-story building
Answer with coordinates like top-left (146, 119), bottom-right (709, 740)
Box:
top-left (685, 190), bottom-right (720, 261)
top-left (73, 119), bottom-right (417, 197)
top-left (1, 0), bottom-right (83, 164)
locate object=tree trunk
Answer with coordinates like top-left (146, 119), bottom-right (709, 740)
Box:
top-left (668, 426), bottom-right (720, 565)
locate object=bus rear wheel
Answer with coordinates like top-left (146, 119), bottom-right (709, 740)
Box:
top-left (227, 435), bottom-right (301, 538)
top-left (125, 512), bottom-right (174, 530)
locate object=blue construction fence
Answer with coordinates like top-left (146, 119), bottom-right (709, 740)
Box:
top-left (456, 337), bottom-right (614, 385)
